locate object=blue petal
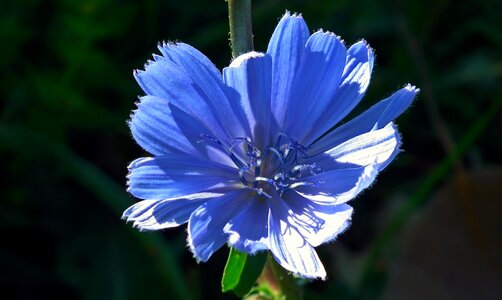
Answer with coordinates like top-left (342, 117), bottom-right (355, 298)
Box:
top-left (310, 85), bottom-right (418, 154)
top-left (283, 191), bottom-right (354, 247)
top-left (267, 12), bottom-right (310, 127)
top-left (296, 164), bottom-right (378, 204)
top-left (223, 52), bottom-right (273, 149)
top-left (223, 196), bottom-right (270, 254)
top-left (303, 40), bottom-right (375, 145)
top-left (157, 43), bottom-right (247, 139)
top-left (284, 31), bottom-right (347, 140)
top-left (122, 193), bottom-right (220, 231)
top-left (130, 95), bottom-right (213, 157)
top-left (316, 123), bottom-right (401, 171)
top-left (127, 155), bottom-right (239, 200)
top-left (158, 42), bottom-right (223, 85)
top-left (188, 189), bottom-right (252, 262)
top-left (134, 54), bottom-right (234, 143)
top-left (268, 192), bottom-right (327, 279)
top-left (307, 203), bottom-right (352, 246)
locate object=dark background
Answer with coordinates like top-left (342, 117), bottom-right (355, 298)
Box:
top-left (1, 0), bottom-right (501, 299)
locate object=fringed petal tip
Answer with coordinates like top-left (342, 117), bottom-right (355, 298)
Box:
top-left (125, 118), bottom-right (133, 129)
top-left (271, 247), bottom-right (328, 280)
top-left (352, 39), bottom-right (374, 56)
top-left (126, 157), bottom-right (153, 170)
top-left (186, 208), bottom-right (214, 264)
top-left (311, 29), bottom-right (345, 45)
top-left (141, 59), bottom-right (157, 72)
top-left (323, 212), bottom-right (353, 246)
top-left (358, 38), bottom-right (369, 46)
top-left (156, 41), bottom-right (195, 57)
top-left (281, 10), bottom-right (305, 20)
top-left (133, 223), bottom-right (156, 232)
top-left (127, 99), bottom-right (141, 128)
top-left (121, 199), bottom-right (156, 221)
top-left (121, 210), bottom-right (130, 221)
top-left (276, 247), bottom-right (328, 280)
top-left (285, 261), bottom-right (327, 280)
top-left (133, 50), bottom-right (171, 74)
top-left (125, 195), bottom-right (213, 232)
top-left (288, 271), bottom-right (327, 281)
top-left (229, 51), bottom-right (266, 68)
top-left (186, 229), bottom-right (205, 263)
top-left (132, 42), bottom-right (189, 75)
top-left (404, 83), bottom-right (420, 94)
top-left (127, 101), bottom-right (140, 126)
top-left (132, 69), bottom-right (143, 79)
top-left (157, 40), bottom-right (177, 50)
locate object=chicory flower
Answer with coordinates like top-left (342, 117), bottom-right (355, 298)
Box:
top-left (123, 12), bottom-right (418, 279)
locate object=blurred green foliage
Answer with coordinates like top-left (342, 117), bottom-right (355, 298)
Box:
top-left (1, 0), bottom-right (500, 299)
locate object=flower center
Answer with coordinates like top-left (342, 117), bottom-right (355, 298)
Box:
top-left (200, 134), bottom-right (322, 198)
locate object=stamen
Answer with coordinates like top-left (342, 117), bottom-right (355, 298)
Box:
top-left (253, 188), bottom-right (272, 199)
top-left (197, 133), bottom-right (221, 145)
top-left (288, 163), bottom-right (322, 179)
top-left (254, 176), bottom-right (278, 190)
top-left (231, 137), bottom-right (261, 158)
top-left (204, 132), bottom-right (323, 197)
top-left (264, 147), bottom-right (284, 168)
top-left (273, 173), bottom-right (285, 181)
top-left (197, 133), bottom-right (247, 170)
top-left (289, 181), bottom-right (317, 189)
top-left (238, 166), bottom-right (250, 186)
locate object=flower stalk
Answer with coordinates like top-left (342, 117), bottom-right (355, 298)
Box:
top-left (227, 0), bottom-right (254, 58)
top-left (250, 254), bottom-right (302, 300)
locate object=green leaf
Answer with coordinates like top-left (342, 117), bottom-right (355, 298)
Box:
top-left (222, 247), bottom-right (267, 297)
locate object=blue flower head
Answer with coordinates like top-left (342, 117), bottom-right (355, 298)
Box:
top-left (123, 12), bottom-right (418, 279)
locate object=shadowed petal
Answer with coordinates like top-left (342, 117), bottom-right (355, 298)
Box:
top-left (310, 85), bottom-right (418, 154)
top-left (224, 197), bottom-right (270, 254)
top-left (267, 12), bottom-right (310, 127)
top-left (296, 164), bottom-right (378, 205)
top-left (268, 194), bottom-right (327, 279)
top-left (134, 54), bottom-right (232, 143)
top-left (284, 31), bottom-right (347, 140)
top-left (283, 191), bottom-right (354, 246)
top-left (130, 95), bottom-right (215, 157)
top-left (303, 40), bottom-right (375, 145)
top-left (122, 193), bottom-right (221, 231)
top-left (158, 42), bottom-right (223, 84)
top-left (321, 122), bottom-right (400, 169)
top-left (157, 42), bottom-right (247, 139)
top-left (127, 155), bottom-right (239, 200)
top-left (223, 52), bottom-right (273, 148)
top-left (188, 189), bottom-right (253, 262)
top-left (307, 203), bottom-right (352, 246)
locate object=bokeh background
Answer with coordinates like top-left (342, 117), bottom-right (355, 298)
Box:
top-left (2, 0), bottom-right (501, 299)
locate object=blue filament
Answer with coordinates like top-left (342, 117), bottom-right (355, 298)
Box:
top-left (199, 133), bottom-right (322, 197)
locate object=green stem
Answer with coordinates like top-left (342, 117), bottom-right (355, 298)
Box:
top-left (227, 0), bottom-right (254, 58)
top-left (254, 254), bottom-right (302, 300)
